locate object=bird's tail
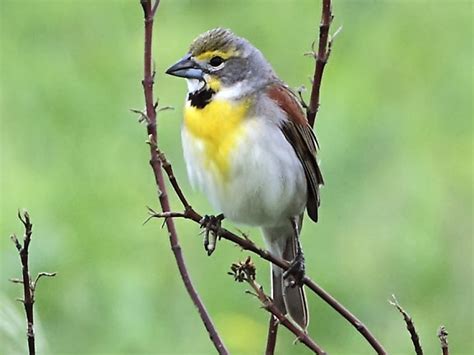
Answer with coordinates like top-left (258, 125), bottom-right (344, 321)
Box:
top-left (262, 219), bottom-right (308, 330)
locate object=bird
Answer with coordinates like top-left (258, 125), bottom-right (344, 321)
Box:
top-left (165, 28), bottom-right (323, 329)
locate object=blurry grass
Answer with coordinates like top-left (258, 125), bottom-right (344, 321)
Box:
top-left (1, 0), bottom-right (473, 354)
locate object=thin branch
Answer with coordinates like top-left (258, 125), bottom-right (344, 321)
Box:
top-left (138, 1), bottom-right (228, 354)
top-left (437, 326), bottom-right (449, 355)
top-left (229, 258), bottom-right (327, 354)
top-left (307, 0), bottom-right (333, 127)
top-left (389, 295), bottom-right (423, 355)
top-left (265, 315), bottom-right (279, 355)
top-left (15, 210), bottom-right (35, 355)
top-left (9, 211), bottom-right (56, 355)
top-left (148, 169), bottom-right (387, 354)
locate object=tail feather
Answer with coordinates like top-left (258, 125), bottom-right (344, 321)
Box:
top-left (271, 268), bottom-right (287, 315)
top-left (263, 219), bottom-right (308, 330)
top-left (271, 266), bottom-right (308, 329)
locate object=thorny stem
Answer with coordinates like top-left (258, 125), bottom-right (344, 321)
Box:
top-left (139, 1), bottom-right (228, 354)
top-left (17, 211), bottom-right (35, 355)
top-left (9, 211), bottom-right (56, 355)
top-left (307, 0), bottom-right (333, 127)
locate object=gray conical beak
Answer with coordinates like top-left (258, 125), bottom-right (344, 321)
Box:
top-left (165, 54), bottom-right (204, 80)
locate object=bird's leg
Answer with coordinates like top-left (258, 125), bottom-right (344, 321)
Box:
top-left (283, 217), bottom-right (305, 287)
top-left (200, 213), bottom-right (225, 256)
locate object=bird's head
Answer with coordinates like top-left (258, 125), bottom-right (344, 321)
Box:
top-left (166, 28), bottom-right (275, 98)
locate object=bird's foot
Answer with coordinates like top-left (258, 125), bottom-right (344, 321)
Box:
top-left (200, 213), bottom-right (225, 256)
top-left (283, 251), bottom-right (305, 287)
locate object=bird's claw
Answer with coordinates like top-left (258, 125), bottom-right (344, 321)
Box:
top-left (200, 213), bottom-right (224, 256)
top-left (283, 252), bottom-right (306, 287)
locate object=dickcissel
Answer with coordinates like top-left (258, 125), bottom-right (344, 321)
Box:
top-left (166, 28), bottom-right (323, 329)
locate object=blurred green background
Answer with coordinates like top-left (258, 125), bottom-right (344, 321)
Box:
top-left (1, 0), bottom-right (472, 354)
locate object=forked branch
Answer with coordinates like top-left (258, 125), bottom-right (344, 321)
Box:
top-left (229, 257), bottom-right (327, 354)
top-left (138, 1), bottom-right (228, 353)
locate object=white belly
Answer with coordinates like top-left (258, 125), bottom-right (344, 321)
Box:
top-left (181, 118), bottom-right (307, 227)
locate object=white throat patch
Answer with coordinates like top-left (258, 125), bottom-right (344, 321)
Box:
top-left (213, 82), bottom-right (245, 100)
top-left (185, 79), bottom-right (246, 101)
top-left (186, 79), bottom-right (206, 93)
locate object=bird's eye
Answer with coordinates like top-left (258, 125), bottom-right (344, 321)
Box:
top-left (209, 56), bottom-right (224, 67)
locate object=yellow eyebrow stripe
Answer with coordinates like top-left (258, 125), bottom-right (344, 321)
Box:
top-left (195, 50), bottom-right (236, 61)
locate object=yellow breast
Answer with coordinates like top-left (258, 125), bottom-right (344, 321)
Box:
top-left (184, 99), bottom-right (249, 180)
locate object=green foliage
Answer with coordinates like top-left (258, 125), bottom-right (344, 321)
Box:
top-left (1, 0), bottom-right (472, 354)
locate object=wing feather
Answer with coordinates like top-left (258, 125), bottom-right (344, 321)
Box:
top-left (267, 84), bottom-right (324, 222)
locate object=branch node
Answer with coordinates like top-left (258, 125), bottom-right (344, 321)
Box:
top-left (18, 209), bottom-right (31, 228)
top-left (130, 108), bottom-right (150, 124)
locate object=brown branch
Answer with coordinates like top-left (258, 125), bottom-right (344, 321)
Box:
top-left (389, 295), bottom-right (423, 355)
top-left (265, 315), bottom-right (279, 355)
top-left (12, 211), bottom-right (35, 355)
top-left (138, 1), bottom-right (228, 353)
top-left (9, 211), bottom-right (56, 355)
top-left (437, 326), bottom-right (449, 355)
top-left (307, 0), bottom-right (333, 127)
top-left (148, 155), bottom-right (387, 354)
top-left (230, 258), bottom-right (327, 354)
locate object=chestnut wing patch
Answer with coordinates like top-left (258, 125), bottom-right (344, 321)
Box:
top-left (267, 84), bottom-right (324, 222)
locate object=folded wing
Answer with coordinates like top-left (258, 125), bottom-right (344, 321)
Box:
top-left (267, 83), bottom-right (324, 222)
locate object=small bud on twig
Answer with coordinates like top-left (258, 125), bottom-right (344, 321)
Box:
top-left (228, 256), bottom-right (256, 282)
top-left (437, 326), bottom-right (449, 355)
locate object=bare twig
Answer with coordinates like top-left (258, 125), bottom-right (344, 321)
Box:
top-left (12, 211), bottom-right (35, 354)
top-left (389, 295), bottom-right (423, 355)
top-left (265, 315), bottom-right (279, 355)
top-left (148, 178), bottom-right (386, 354)
top-left (9, 211), bottom-right (56, 355)
top-left (229, 258), bottom-right (327, 354)
top-left (307, 0), bottom-right (334, 127)
top-left (138, 1), bottom-right (228, 353)
top-left (437, 326), bottom-right (449, 355)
